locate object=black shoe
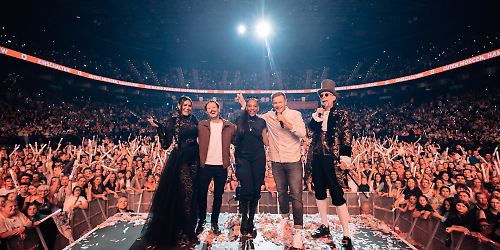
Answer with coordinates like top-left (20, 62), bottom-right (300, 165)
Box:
top-left (241, 211), bottom-right (249, 235)
top-left (211, 224), bottom-right (221, 235)
top-left (341, 236), bottom-right (353, 250)
top-left (178, 239), bottom-right (189, 248)
top-left (195, 221), bottom-right (205, 235)
top-left (328, 241), bottom-right (337, 249)
top-left (179, 234), bottom-right (194, 247)
top-left (247, 239), bottom-right (255, 250)
top-left (240, 221), bottom-right (249, 236)
top-left (247, 221), bottom-right (257, 238)
top-left (311, 224), bottom-right (330, 238)
top-left (247, 200), bottom-right (258, 238)
top-left (240, 226), bottom-right (249, 236)
top-left (187, 233), bottom-right (199, 244)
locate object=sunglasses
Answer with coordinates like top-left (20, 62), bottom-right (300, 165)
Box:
top-left (320, 92), bottom-right (331, 98)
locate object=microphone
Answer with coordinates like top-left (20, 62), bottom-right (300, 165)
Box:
top-left (275, 111), bottom-right (284, 128)
top-left (318, 102), bottom-right (326, 118)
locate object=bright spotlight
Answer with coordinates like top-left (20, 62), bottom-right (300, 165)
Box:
top-left (237, 24), bottom-right (246, 34)
top-left (255, 20), bottom-right (271, 38)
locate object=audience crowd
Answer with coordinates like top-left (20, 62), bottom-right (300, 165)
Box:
top-left (0, 85), bottom-right (498, 248)
top-left (1, 11), bottom-right (499, 249)
top-left (1, 88), bottom-right (497, 149)
top-left (348, 136), bottom-right (500, 246)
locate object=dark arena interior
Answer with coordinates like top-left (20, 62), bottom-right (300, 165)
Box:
top-left (0, 1), bottom-right (499, 249)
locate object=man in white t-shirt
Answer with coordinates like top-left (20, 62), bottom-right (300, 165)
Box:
top-left (196, 100), bottom-right (236, 235)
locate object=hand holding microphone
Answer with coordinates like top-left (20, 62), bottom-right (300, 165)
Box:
top-left (275, 111), bottom-right (285, 128)
top-left (317, 102), bottom-right (326, 118)
top-left (147, 116), bottom-right (159, 128)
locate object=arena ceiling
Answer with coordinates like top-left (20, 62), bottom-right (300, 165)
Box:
top-left (1, 0), bottom-right (497, 70)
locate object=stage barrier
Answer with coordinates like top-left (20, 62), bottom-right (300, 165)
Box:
top-left (1, 45), bottom-right (499, 94)
top-left (375, 196), bottom-right (497, 250)
top-left (1, 192), bottom-right (497, 249)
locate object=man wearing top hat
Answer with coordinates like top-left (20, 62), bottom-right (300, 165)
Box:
top-left (304, 79), bottom-right (353, 249)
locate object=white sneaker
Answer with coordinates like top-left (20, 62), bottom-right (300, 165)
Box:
top-left (281, 213), bottom-right (290, 220)
top-left (292, 229), bottom-right (304, 249)
top-left (279, 215), bottom-right (291, 230)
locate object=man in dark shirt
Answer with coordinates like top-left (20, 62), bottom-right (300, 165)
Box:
top-left (16, 182), bottom-right (30, 209)
top-left (116, 197), bottom-right (134, 213)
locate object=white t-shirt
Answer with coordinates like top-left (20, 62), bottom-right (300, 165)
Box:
top-left (63, 195), bottom-right (87, 213)
top-left (0, 188), bottom-right (16, 197)
top-left (0, 212), bottom-right (31, 234)
top-left (205, 121), bottom-right (224, 165)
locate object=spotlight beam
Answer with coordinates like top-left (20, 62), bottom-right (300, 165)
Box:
top-left (237, 24), bottom-right (246, 35)
top-left (255, 20), bottom-right (271, 39)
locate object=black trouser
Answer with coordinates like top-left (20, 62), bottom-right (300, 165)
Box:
top-left (236, 154), bottom-right (266, 203)
top-left (197, 165), bottom-right (228, 225)
top-left (236, 154), bottom-right (266, 227)
top-left (311, 153), bottom-right (346, 206)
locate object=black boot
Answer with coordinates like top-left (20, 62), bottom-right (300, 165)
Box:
top-left (311, 224), bottom-right (330, 238)
top-left (211, 223), bottom-right (221, 235)
top-left (341, 236), bottom-right (353, 250)
top-left (195, 220), bottom-right (205, 235)
top-left (240, 200), bottom-right (249, 236)
top-left (247, 199), bottom-right (258, 238)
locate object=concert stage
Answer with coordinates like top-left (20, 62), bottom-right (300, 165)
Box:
top-left (65, 213), bottom-right (417, 250)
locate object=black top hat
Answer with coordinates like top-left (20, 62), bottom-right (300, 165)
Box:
top-left (317, 79), bottom-right (337, 96)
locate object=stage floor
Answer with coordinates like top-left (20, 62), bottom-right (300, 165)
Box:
top-left (66, 213), bottom-right (417, 250)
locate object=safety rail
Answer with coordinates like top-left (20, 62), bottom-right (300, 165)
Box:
top-left (1, 192), bottom-right (497, 249)
top-left (373, 196), bottom-right (498, 250)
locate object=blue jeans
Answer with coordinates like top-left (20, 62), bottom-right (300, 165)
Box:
top-left (271, 161), bottom-right (304, 226)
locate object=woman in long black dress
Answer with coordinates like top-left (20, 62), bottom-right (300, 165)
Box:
top-left (143, 96), bottom-right (200, 247)
top-left (234, 97), bottom-right (269, 237)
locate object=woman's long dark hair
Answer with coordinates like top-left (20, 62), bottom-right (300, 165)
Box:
top-left (176, 96), bottom-right (192, 115)
top-left (174, 96), bottom-right (196, 143)
top-left (438, 197), bottom-right (455, 215)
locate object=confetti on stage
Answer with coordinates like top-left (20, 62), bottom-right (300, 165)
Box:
top-left (67, 213), bottom-right (416, 249)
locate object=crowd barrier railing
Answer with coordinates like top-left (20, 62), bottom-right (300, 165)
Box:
top-left (0, 227), bottom-right (42, 250)
top-left (2, 191), bottom-right (498, 249)
top-left (373, 195), bottom-right (497, 250)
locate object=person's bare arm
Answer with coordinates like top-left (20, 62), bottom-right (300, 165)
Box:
top-left (445, 225), bottom-right (470, 234)
top-left (421, 210), bottom-right (431, 219)
top-left (86, 185), bottom-right (92, 201)
top-left (0, 226), bottom-right (27, 239)
top-left (262, 128), bottom-right (269, 147)
top-left (78, 198), bottom-right (89, 210)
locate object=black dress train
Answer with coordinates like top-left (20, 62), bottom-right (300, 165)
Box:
top-left (142, 114), bottom-right (199, 248)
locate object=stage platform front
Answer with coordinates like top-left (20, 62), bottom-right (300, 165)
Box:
top-left (65, 213), bottom-right (417, 250)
